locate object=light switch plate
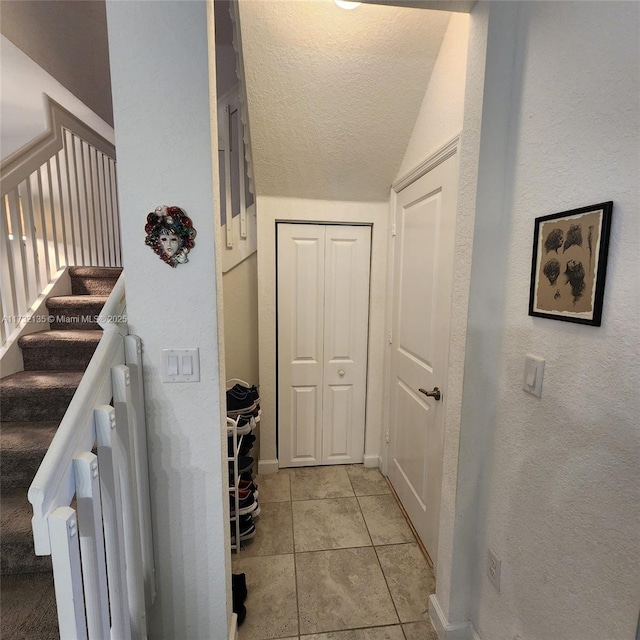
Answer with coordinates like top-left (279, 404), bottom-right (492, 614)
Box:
top-left (523, 354), bottom-right (545, 397)
top-left (162, 348), bottom-right (200, 383)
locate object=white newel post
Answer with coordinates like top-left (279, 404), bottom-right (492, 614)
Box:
top-left (49, 506), bottom-right (88, 640)
top-left (73, 451), bottom-right (110, 640)
top-left (95, 405), bottom-right (132, 640)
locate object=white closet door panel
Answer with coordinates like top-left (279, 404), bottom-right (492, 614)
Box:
top-left (277, 225), bottom-right (325, 466)
top-left (290, 386), bottom-right (319, 460)
top-left (322, 225), bottom-right (371, 464)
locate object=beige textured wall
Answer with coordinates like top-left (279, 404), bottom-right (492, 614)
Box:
top-left (222, 253), bottom-right (259, 385)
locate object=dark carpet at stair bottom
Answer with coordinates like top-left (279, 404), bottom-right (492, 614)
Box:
top-left (1, 573), bottom-right (59, 640)
top-left (0, 266), bottom-right (122, 639)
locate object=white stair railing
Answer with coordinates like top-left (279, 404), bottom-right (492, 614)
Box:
top-left (28, 275), bottom-right (155, 639)
top-left (0, 95), bottom-right (121, 346)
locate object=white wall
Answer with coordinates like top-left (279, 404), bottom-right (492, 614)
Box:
top-left (435, 3), bottom-right (640, 639)
top-left (0, 36), bottom-right (114, 160)
top-left (395, 13), bottom-right (469, 181)
top-left (0, 0), bottom-right (112, 126)
top-left (223, 253), bottom-right (259, 384)
top-left (256, 196), bottom-right (389, 473)
top-left (105, 2), bottom-right (231, 638)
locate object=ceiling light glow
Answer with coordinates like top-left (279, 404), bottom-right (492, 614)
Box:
top-left (335, 0), bottom-right (361, 9)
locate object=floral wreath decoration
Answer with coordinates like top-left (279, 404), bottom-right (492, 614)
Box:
top-left (144, 205), bottom-right (197, 267)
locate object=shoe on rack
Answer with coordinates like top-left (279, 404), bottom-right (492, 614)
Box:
top-left (227, 385), bottom-right (260, 413)
top-left (230, 513), bottom-right (256, 544)
top-left (239, 436), bottom-right (256, 456)
top-left (236, 415), bottom-right (255, 435)
top-left (228, 433), bottom-right (256, 458)
top-left (229, 491), bottom-right (258, 517)
top-left (228, 457), bottom-right (255, 485)
top-left (228, 383), bottom-right (260, 404)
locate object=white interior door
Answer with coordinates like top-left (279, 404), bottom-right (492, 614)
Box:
top-left (277, 223), bottom-right (371, 467)
top-left (388, 152), bottom-right (459, 564)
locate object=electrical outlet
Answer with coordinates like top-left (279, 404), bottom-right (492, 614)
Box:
top-left (487, 548), bottom-right (501, 592)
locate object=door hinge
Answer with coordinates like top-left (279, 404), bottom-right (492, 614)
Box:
top-left (391, 219), bottom-right (396, 237)
top-left (387, 330), bottom-right (393, 344)
top-left (384, 431), bottom-right (390, 444)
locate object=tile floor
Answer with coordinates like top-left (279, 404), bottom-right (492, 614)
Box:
top-left (232, 465), bottom-right (439, 640)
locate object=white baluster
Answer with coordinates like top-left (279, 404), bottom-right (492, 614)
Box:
top-left (22, 178), bottom-right (42, 294)
top-left (7, 189), bottom-right (29, 315)
top-left (70, 133), bottom-right (88, 265)
top-left (36, 166), bottom-right (52, 280)
top-left (54, 150), bottom-right (70, 267)
top-left (74, 451), bottom-right (110, 639)
top-left (0, 194), bottom-right (18, 327)
top-left (45, 159), bottom-right (61, 271)
top-left (63, 129), bottom-right (79, 266)
top-left (95, 405), bottom-right (132, 640)
top-left (49, 506), bottom-right (88, 640)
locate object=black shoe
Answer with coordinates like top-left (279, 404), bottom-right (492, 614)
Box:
top-left (230, 514), bottom-right (256, 544)
top-left (232, 573), bottom-right (248, 603)
top-left (235, 603), bottom-right (246, 626)
top-left (227, 385), bottom-right (260, 412)
top-left (228, 383), bottom-right (260, 404)
top-left (229, 491), bottom-right (258, 516)
top-left (228, 434), bottom-right (256, 457)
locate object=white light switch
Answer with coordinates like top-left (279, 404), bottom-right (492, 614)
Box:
top-left (523, 354), bottom-right (545, 397)
top-left (162, 348), bottom-right (200, 383)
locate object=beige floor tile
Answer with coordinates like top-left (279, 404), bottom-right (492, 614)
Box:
top-left (256, 471), bottom-right (292, 503)
top-left (296, 547), bottom-right (398, 635)
top-left (357, 495), bottom-right (415, 545)
top-left (292, 498), bottom-right (371, 552)
top-left (302, 626), bottom-right (404, 640)
top-left (291, 466), bottom-right (354, 501)
top-left (376, 544), bottom-right (435, 623)
top-left (402, 620), bottom-right (440, 640)
top-left (233, 554), bottom-right (298, 640)
top-left (239, 502), bottom-right (294, 557)
top-left (346, 466), bottom-right (392, 496)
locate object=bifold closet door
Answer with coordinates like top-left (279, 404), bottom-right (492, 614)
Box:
top-left (277, 224), bottom-right (371, 467)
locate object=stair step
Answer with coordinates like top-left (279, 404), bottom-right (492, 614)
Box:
top-left (0, 488), bottom-right (53, 575)
top-left (46, 296), bottom-right (107, 330)
top-left (19, 330), bottom-right (103, 371)
top-left (0, 422), bottom-right (59, 488)
top-left (0, 371), bottom-right (83, 422)
top-left (0, 571), bottom-right (58, 639)
top-left (69, 266), bottom-right (122, 296)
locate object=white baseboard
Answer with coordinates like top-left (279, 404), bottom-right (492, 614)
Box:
top-left (228, 613), bottom-right (237, 640)
top-left (363, 454), bottom-right (380, 468)
top-left (257, 459), bottom-right (279, 475)
top-left (429, 594), bottom-right (476, 640)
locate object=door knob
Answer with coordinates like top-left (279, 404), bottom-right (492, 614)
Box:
top-left (338, 370), bottom-right (345, 377)
top-left (419, 387), bottom-right (441, 401)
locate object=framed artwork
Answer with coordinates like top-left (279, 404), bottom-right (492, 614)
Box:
top-left (529, 201), bottom-right (613, 326)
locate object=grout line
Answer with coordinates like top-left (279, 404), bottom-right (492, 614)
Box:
top-left (386, 481), bottom-right (434, 570)
top-left (289, 474), bottom-right (302, 638)
top-left (373, 543), bottom-right (403, 629)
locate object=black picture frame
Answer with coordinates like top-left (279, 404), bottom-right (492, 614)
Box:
top-left (529, 201), bottom-right (613, 326)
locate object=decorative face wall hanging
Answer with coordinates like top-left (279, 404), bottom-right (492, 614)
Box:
top-left (145, 206), bottom-right (197, 267)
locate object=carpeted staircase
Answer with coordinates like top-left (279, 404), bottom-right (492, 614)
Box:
top-left (0, 266), bottom-right (122, 639)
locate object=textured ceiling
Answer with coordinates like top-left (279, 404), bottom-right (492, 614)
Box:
top-left (238, 0), bottom-right (450, 201)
